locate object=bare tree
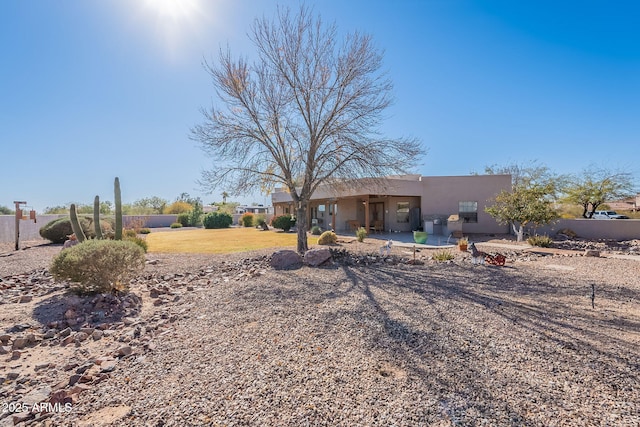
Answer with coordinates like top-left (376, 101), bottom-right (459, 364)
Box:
top-left (192, 6), bottom-right (424, 253)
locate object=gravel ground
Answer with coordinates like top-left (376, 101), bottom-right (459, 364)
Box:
top-left (1, 239), bottom-right (639, 426)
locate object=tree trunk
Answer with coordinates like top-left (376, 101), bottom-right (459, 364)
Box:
top-left (512, 223), bottom-right (524, 242)
top-left (296, 205), bottom-right (308, 254)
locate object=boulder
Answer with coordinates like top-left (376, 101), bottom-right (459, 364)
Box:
top-left (270, 250), bottom-right (302, 270)
top-left (304, 248), bottom-right (332, 267)
top-left (584, 249), bottom-right (600, 257)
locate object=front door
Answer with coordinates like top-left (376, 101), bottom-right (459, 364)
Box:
top-left (369, 202), bottom-right (384, 231)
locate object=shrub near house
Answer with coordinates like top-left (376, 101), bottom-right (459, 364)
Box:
top-left (203, 212), bottom-right (233, 229)
top-left (271, 215), bottom-right (295, 232)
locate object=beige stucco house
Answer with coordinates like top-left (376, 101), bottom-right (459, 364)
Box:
top-left (271, 174), bottom-right (512, 236)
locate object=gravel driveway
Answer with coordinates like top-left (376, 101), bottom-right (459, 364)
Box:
top-left (1, 240), bottom-right (639, 426)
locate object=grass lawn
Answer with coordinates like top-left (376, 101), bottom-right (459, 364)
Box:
top-left (145, 227), bottom-right (316, 254)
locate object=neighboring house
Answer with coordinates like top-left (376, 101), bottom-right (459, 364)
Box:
top-left (271, 174), bottom-right (512, 235)
top-left (607, 194), bottom-right (639, 212)
top-left (235, 205), bottom-right (271, 215)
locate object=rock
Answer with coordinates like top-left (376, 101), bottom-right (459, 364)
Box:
top-left (115, 345), bottom-right (132, 357)
top-left (61, 335), bottom-right (76, 346)
top-left (21, 385), bottom-right (52, 406)
top-left (67, 383), bottom-right (91, 396)
top-left (80, 327), bottom-right (95, 335)
top-left (584, 249), bottom-right (600, 257)
top-left (18, 295), bottom-right (33, 303)
top-left (0, 334), bottom-right (10, 344)
top-left (75, 332), bottom-right (89, 342)
top-left (304, 248), bottom-right (332, 267)
top-left (64, 309), bottom-right (77, 319)
top-left (100, 360), bottom-right (118, 372)
top-left (11, 350), bottom-right (22, 360)
top-left (43, 330), bottom-right (57, 339)
top-left (0, 345), bottom-right (11, 355)
top-left (270, 250), bottom-right (303, 270)
top-left (7, 372), bottom-right (20, 380)
top-left (68, 374), bottom-right (82, 386)
top-left (92, 330), bottom-right (104, 341)
top-left (12, 337), bottom-right (29, 350)
top-left (12, 412), bottom-right (33, 425)
top-left (59, 327), bottom-right (72, 338)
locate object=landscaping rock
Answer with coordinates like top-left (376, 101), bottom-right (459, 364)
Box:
top-left (304, 248), bottom-right (332, 266)
top-left (270, 250), bottom-right (302, 270)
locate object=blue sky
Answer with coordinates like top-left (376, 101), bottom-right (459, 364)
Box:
top-left (2, 0), bottom-right (638, 212)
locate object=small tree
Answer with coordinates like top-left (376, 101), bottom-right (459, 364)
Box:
top-left (562, 167), bottom-right (635, 218)
top-left (486, 183), bottom-right (558, 242)
top-left (192, 6), bottom-right (423, 253)
top-left (0, 205), bottom-right (14, 215)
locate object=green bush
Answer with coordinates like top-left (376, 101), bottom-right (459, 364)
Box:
top-left (355, 227), bottom-right (367, 242)
top-left (254, 214), bottom-right (267, 228)
top-left (271, 215), bottom-right (295, 232)
top-left (39, 217), bottom-right (113, 244)
top-left (176, 212), bottom-right (190, 227)
top-left (432, 249), bottom-right (454, 262)
top-left (203, 212), bottom-right (233, 229)
top-left (139, 228), bottom-right (151, 234)
top-left (124, 235), bottom-right (148, 252)
top-left (50, 240), bottom-right (145, 295)
top-left (188, 203), bottom-right (204, 227)
top-left (170, 222), bottom-right (183, 228)
top-left (310, 225), bottom-right (322, 235)
top-left (527, 235), bottom-right (554, 247)
top-left (317, 231), bottom-right (338, 245)
top-left (241, 212), bottom-right (254, 227)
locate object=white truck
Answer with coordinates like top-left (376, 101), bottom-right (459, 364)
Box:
top-left (591, 210), bottom-right (629, 219)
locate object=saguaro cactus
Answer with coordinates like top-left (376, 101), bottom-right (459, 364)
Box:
top-left (69, 203), bottom-right (87, 242)
top-left (114, 177), bottom-right (122, 240)
top-left (93, 195), bottom-right (103, 239)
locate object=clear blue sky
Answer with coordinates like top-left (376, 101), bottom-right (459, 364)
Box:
top-left (2, 0), bottom-right (639, 212)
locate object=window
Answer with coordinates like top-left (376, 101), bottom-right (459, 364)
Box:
top-left (459, 201), bottom-right (478, 223)
top-left (397, 202), bottom-right (410, 223)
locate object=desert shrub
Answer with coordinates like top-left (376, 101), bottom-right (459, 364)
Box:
top-left (124, 235), bottom-right (148, 252)
top-left (557, 228), bottom-right (577, 238)
top-left (123, 229), bottom-right (138, 238)
top-left (527, 235), bottom-right (553, 247)
top-left (170, 222), bottom-right (183, 228)
top-left (124, 216), bottom-right (147, 232)
top-left (139, 228), bottom-right (151, 234)
top-left (432, 249), bottom-right (454, 261)
top-left (163, 201), bottom-right (193, 214)
top-left (310, 225), bottom-right (322, 235)
top-left (188, 203), bottom-right (204, 227)
top-left (241, 212), bottom-right (254, 227)
top-left (355, 227), bottom-right (367, 242)
top-left (317, 231), bottom-right (338, 245)
top-left (203, 212), bottom-right (233, 229)
top-left (176, 212), bottom-right (191, 227)
top-left (39, 217), bottom-right (113, 243)
top-left (271, 215), bottom-right (295, 232)
top-left (254, 214), bottom-right (267, 227)
top-left (50, 239), bottom-right (145, 295)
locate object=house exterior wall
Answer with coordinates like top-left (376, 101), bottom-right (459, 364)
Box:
top-left (271, 174), bottom-right (512, 234)
top-left (419, 175), bottom-right (511, 235)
